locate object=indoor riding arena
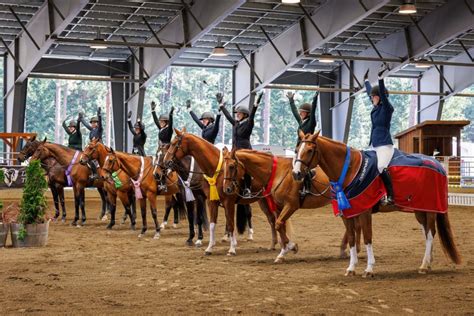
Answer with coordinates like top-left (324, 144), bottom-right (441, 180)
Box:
top-left (0, 0), bottom-right (473, 315)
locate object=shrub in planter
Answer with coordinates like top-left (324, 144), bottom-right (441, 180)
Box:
top-left (11, 160), bottom-right (50, 247)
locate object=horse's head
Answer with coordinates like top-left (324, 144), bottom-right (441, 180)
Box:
top-left (163, 128), bottom-right (188, 169)
top-left (30, 138), bottom-right (50, 162)
top-left (222, 147), bottom-right (245, 195)
top-left (293, 130), bottom-right (321, 182)
top-left (102, 148), bottom-right (119, 178)
top-left (153, 143), bottom-right (170, 181)
top-left (18, 135), bottom-right (39, 162)
top-left (80, 138), bottom-right (100, 165)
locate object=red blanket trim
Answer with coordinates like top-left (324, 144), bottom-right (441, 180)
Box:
top-left (264, 156), bottom-right (278, 213)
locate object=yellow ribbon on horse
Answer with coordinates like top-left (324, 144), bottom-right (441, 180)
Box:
top-left (203, 149), bottom-right (223, 201)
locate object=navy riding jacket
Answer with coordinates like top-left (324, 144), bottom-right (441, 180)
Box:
top-left (365, 78), bottom-right (394, 147)
top-left (190, 110), bottom-right (221, 144)
top-left (221, 105), bottom-right (258, 150)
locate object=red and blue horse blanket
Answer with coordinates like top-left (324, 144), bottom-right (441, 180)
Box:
top-left (331, 149), bottom-right (448, 218)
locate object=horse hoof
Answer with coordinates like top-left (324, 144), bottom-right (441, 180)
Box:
top-left (138, 234), bottom-right (144, 238)
top-left (247, 236), bottom-right (254, 241)
top-left (153, 233), bottom-right (160, 240)
top-left (71, 221), bottom-right (77, 227)
top-left (130, 224), bottom-right (136, 231)
top-left (195, 240), bottom-right (203, 247)
top-left (185, 239), bottom-right (194, 247)
top-left (339, 251), bottom-right (348, 259)
top-left (362, 271), bottom-right (375, 278)
top-left (227, 251), bottom-right (236, 256)
top-left (291, 243), bottom-right (299, 254)
top-left (61, 218), bottom-right (66, 224)
top-left (204, 251), bottom-right (212, 256)
top-left (101, 215), bottom-right (108, 222)
top-left (106, 225), bottom-right (113, 230)
top-left (345, 270), bottom-right (356, 277)
top-left (418, 268), bottom-right (430, 274)
top-left (221, 236), bottom-right (229, 243)
top-left (76, 224), bottom-right (82, 228)
top-left (172, 223), bottom-right (178, 229)
top-left (274, 257), bottom-right (284, 264)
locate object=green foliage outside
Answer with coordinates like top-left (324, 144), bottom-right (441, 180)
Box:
top-left (442, 86), bottom-right (474, 142)
top-left (18, 160), bottom-right (48, 240)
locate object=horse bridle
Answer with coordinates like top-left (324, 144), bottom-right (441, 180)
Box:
top-left (81, 143), bottom-right (99, 162)
top-left (294, 139), bottom-right (321, 174)
top-left (163, 134), bottom-right (184, 170)
top-left (223, 154), bottom-right (245, 192)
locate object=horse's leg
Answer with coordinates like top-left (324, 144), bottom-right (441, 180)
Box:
top-left (246, 205), bottom-right (254, 241)
top-left (106, 191), bottom-right (117, 230)
top-left (147, 191), bottom-right (161, 239)
top-left (274, 205), bottom-right (298, 263)
top-left (343, 217), bottom-right (358, 276)
top-left (205, 200), bottom-right (218, 255)
top-left (359, 211), bottom-right (375, 278)
top-left (98, 187), bottom-right (108, 221)
top-left (125, 191), bottom-right (136, 224)
top-left (185, 201), bottom-right (195, 246)
top-left (80, 187), bottom-right (86, 225)
top-left (161, 195), bottom-right (173, 229)
top-left (223, 199), bottom-right (237, 256)
top-left (138, 198), bottom-right (147, 238)
top-left (120, 191), bottom-right (135, 230)
top-left (195, 194), bottom-right (204, 247)
top-left (416, 211), bottom-right (436, 273)
top-left (58, 186), bottom-right (67, 222)
top-left (72, 185), bottom-right (80, 226)
top-left (258, 201), bottom-right (278, 250)
top-left (340, 230), bottom-right (349, 259)
top-left (172, 195), bottom-right (180, 227)
top-left (50, 185), bottom-right (60, 220)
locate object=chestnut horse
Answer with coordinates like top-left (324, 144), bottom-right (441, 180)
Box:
top-left (101, 149), bottom-right (185, 239)
top-left (154, 145), bottom-right (208, 246)
top-left (79, 139), bottom-right (136, 230)
top-left (293, 131), bottom-right (461, 276)
top-left (163, 128), bottom-right (279, 256)
top-left (18, 136), bottom-right (67, 221)
top-left (222, 148), bottom-right (362, 262)
top-left (30, 139), bottom-right (109, 226)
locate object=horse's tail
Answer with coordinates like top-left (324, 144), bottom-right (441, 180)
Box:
top-left (174, 193), bottom-right (187, 220)
top-left (236, 204), bottom-right (248, 235)
top-left (436, 212), bottom-right (462, 264)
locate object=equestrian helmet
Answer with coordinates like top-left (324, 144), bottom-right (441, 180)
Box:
top-left (233, 105), bottom-right (250, 116)
top-left (200, 111), bottom-right (215, 121)
top-left (134, 121), bottom-right (145, 130)
top-left (90, 116), bottom-right (99, 123)
top-left (298, 103), bottom-right (312, 113)
top-left (68, 120), bottom-right (77, 128)
top-left (159, 114), bottom-right (169, 121)
top-left (370, 85), bottom-right (380, 97)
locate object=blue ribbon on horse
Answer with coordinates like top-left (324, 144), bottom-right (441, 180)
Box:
top-left (330, 145), bottom-right (352, 216)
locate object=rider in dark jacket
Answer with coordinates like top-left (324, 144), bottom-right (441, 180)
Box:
top-left (79, 108), bottom-right (103, 180)
top-left (187, 99), bottom-right (221, 144)
top-left (221, 92), bottom-right (262, 196)
top-left (151, 101), bottom-right (174, 191)
top-left (364, 66), bottom-right (395, 204)
top-left (127, 111), bottom-right (146, 156)
top-left (151, 102), bottom-right (174, 145)
top-left (288, 91), bottom-right (319, 197)
top-left (62, 117), bottom-right (82, 151)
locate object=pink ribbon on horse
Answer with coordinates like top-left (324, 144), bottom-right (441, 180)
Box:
top-left (131, 179), bottom-right (143, 199)
top-left (263, 156), bottom-right (278, 213)
top-left (65, 150), bottom-right (80, 187)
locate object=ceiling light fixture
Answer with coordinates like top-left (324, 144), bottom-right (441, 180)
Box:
top-left (414, 58), bottom-right (431, 68)
top-left (90, 28), bottom-right (107, 50)
top-left (318, 45), bottom-right (334, 63)
top-left (399, 1), bottom-right (417, 14)
top-left (211, 37), bottom-right (228, 57)
top-left (281, 0), bottom-right (301, 3)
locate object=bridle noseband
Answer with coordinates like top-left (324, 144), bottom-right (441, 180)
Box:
top-left (294, 139), bottom-right (321, 174)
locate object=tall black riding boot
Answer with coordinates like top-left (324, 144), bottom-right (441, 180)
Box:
top-left (88, 160), bottom-right (99, 181)
top-left (380, 169), bottom-right (394, 205)
top-left (243, 173), bottom-right (252, 198)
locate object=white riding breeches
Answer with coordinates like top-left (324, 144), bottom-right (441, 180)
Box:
top-left (374, 145), bottom-right (394, 173)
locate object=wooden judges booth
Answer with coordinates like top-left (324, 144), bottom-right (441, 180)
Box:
top-left (395, 120), bottom-right (470, 187)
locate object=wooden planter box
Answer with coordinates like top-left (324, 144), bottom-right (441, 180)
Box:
top-left (10, 221), bottom-right (49, 248)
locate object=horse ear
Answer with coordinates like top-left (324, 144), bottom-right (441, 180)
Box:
top-left (110, 147), bottom-right (115, 154)
top-left (174, 128), bottom-right (182, 136)
top-left (298, 129), bottom-right (305, 140)
top-left (182, 127), bottom-right (187, 133)
top-left (30, 135), bottom-right (36, 142)
top-left (42, 137), bottom-right (47, 143)
top-left (222, 146), bottom-right (229, 155)
top-left (313, 130), bottom-right (320, 138)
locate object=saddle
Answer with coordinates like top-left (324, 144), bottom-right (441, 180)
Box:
top-left (332, 149), bottom-right (448, 218)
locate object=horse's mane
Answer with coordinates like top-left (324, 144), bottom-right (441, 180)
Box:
top-left (237, 149), bottom-right (273, 158)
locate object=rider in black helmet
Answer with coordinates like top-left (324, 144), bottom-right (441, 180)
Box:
top-left (187, 99), bottom-right (221, 144)
top-left (62, 117), bottom-right (82, 151)
top-left (127, 111), bottom-right (147, 156)
top-left (79, 107), bottom-right (103, 180)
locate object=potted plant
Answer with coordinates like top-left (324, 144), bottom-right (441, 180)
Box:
top-left (0, 168), bottom-right (7, 247)
top-left (11, 160), bottom-right (50, 247)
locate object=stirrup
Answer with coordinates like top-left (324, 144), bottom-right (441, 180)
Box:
top-left (158, 184), bottom-right (167, 192)
top-left (243, 188), bottom-right (251, 198)
top-left (299, 189), bottom-right (307, 198)
top-left (381, 195), bottom-right (394, 206)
